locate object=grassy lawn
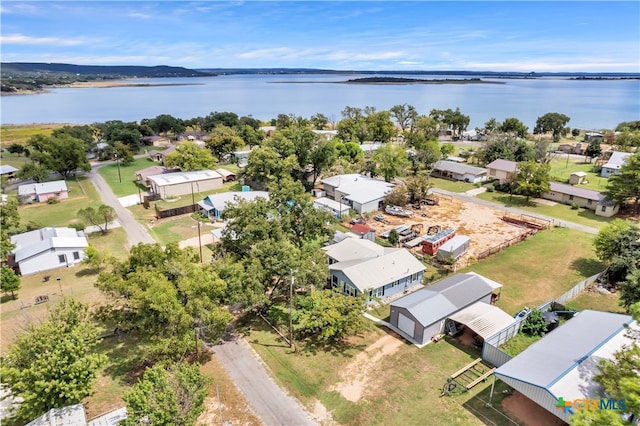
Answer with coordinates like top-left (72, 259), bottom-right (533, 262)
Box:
top-left (0, 152), bottom-right (31, 169)
top-left (430, 177), bottom-right (476, 193)
top-left (548, 157), bottom-right (610, 191)
top-left (476, 191), bottom-right (614, 229)
top-left (500, 333), bottom-right (542, 357)
top-left (565, 289), bottom-right (626, 314)
top-left (463, 227), bottom-right (604, 315)
top-left (148, 215), bottom-right (202, 246)
top-left (87, 228), bottom-right (129, 259)
top-left (247, 318), bottom-right (493, 425)
top-left (97, 157), bottom-right (158, 197)
top-left (17, 176), bottom-right (102, 228)
top-left (0, 124), bottom-right (65, 147)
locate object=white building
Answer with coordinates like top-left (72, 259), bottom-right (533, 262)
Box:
top-left (10, 227), bottom-right (89, 275)
top-left (600, 151), bottom-right (631, 178)
top-left (147, 170), bottom-right (223, 200)
top-left (320, 174), bottom-right (394, 214)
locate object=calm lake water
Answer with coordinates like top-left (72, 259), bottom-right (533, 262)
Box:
top-left (2, 74), bottom-right (639, 131)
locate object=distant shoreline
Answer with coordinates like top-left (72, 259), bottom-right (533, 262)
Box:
top-left (1, 81), bottom-right (204, 96)
top-left (271, 77), bottom-right (505, 85)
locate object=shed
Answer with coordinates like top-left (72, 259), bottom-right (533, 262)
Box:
top-left (390, 273), bottom-right (503, 345)
top-left (313, 196), bottom-right (350, 218)
top-left (447, 302), bottom-right (515, 340)
top-left (436, 235), bottom-right (470, 261)
top-left (215, 168), bottom-right (236, 182)
top-left (349, 224), bottom-right (376, 241)
top-left (147, 170), bottom-right (223, 199)
top-left (0, 164), bottom-right (18, 178)
top-left (421, 228), bottom-right (455, 255)
top-left (568, 171), bottom-right (587, 185)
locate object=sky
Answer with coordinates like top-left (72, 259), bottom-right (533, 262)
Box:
top-left (1, 1), bottom-right (639, 72)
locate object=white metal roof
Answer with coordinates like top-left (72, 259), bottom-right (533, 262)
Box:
top-left (313, 197), bottom-right (350, 213)
top-left (147, 170), bottom-right (222, 186)
top-left (322, 238), bottom-right (387, 262)
top-left (437, 235), bottom-right (470, 253)
top-left (18, 180), bottom-right (68, 196)
top-left (331, 248), bottom-right (426, 292)
top-left (495, 310), bottom-right (634, 391)
top-left (602, 151), bottom-right (631, 170)
top-left (11, 227), bottom-right (88, 262)
top-left (215, 168), bottom-right (236, 179)
top-left (434, 160), bottom-right (487, 176)
top-left (200, 191), bottom-right (269, 212)
top-left (448, 302), bottom-right (515, 339)
top-left (27, 403), bottom-right (86, 426)
top-left (321, 174), bottom-right (394, 204)
top-left (0, 164), bottom-right (18, 174)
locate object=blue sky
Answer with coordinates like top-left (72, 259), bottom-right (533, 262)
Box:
top-left (1, 1), bottom-right (639, 72)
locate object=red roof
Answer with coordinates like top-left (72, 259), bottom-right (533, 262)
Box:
top-left (351, 224), bottom-right (373, 235)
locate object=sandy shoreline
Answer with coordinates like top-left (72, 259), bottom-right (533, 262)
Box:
top-left (1, 80), bottom-right (203, 95)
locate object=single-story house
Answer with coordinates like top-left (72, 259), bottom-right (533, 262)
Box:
top-left (323, 238), bottom-right (426, 300)
top-left (320, 174), bottom-right (394, 214)
top-left (18, 180), bottom-right (68, 203)
top-left (147, 170), bottom-right (223, 200)
top-left (543, 182), bottom-right (618, 217)
top-left (10, 227), bottom-right (89, 275)
top-left (486, 159), bottom-right (518, 184)
top-left (390, 273), bottom-right (507, 345)
top-left (215, 168), bottom-right (236, 183)
top-left (584, 132), bottom-right (604, 143)
top-left (26, 403), bottom-right (127, 426)
top-left (432, 160), bottom-right (488, 183)
top-left (600, 151), bottom-right (631, 177)
top-left (0, 164), bottom-right (18, 179)
top-left (312, 129), bottom-right (338, 140)
top-left (148, 145), bottom-right (177, 164)
top-left (494, 310), bottom-right (636, 424)
top-left (313, 196), bottom-right (351, 218)
top-left (135, 166), bottom-right (180, 188)
top-left (198, 190), bottom-right (269, 219)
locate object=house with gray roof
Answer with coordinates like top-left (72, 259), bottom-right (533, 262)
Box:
top-left (147, 170), bottom-right (222, 200)
top-left (198, 190), bottom-right (269, 219)
top-left (10, 227), bottom-right (88, 275)
top-left (486, 159), bottom-right (518, 184)
top-left (320, 174), bottom-right (394, 214)
top-left (600, 151), bottom-right (631, 177)
top-left (18, 180), bottom-right (68, 203)
top-left (390, 273), bottom-right (506, 345)
top-left (494, 310), bottom-right (636, 424)
top-left (323, 238), bottom-right (425, 300)
top-left (0, 164), bottom-right (18, 178)
top-left (432, 160), bottom-right (488, 183)
top-left (543, 182), bottom-right (619, 217)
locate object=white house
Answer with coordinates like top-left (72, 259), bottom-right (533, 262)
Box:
top-left (323, 238), bottom-right (426, 300)
top-left (494, 310), bottom-right (636, 424)
top-left (147, 170), bottom-right (223, 200)
top-left (433, 160), bottom-right (488, 183)
top-left (320, 174), bottom-right (394, 214)
top-left (10, 227), bottom-right (89, 276)
top-left (543, 182), bottom-right (619, 217)
top-left (600, 151), bottom-right (631, 177)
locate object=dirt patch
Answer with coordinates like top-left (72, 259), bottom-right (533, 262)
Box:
top-left (502, 391), bottom-right (565, 426)
top-left (312, 399), bottom-right (337, 425)
top-left (364, 197), bottom-right (530, 262)
top-left (331, 333), bottom-right (403, 402)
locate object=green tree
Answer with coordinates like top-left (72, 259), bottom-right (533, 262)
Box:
top-left (7, 143), bottom-right (25, 155)
top-left (534, 112), bottom-right (570, 142)
top-left (202, 111), bottom-right (239, 131)
top-left (310, 113), bottom-right (329, 130)
top-left (165, 141), bottom-right (216, 171)
top-left (17, 162), bottom-right (50, 183)
top-left (605, 152), bottom-right (640, 214)
top-left (0, 300), bottom-right (106, 423)
top-left (365, 109), bottom-right (397, 142)
top-left (0, 265), bottom-right (20, 299)
top-left (78, 204), bottom-right (117, 235)
top-left (292, 289), bottom-right (367, 343)
top-left (236, 124), bottom-right (265, 149)
top-left (28, 133), bottom-right (91, 178)
top-left (405, 174), bottom-right (433, 202)
top-left (0, 198), bottom-right (19, 259)
top-left (52, 125), bottom-right (96, 150)
top-left (383, 186), bottom-right (408, 207)
top-left (113, 141), bottom-right (134, 166)
top-left (520, 309), bottom-right (547, 337)
top-left (584, 139), bottom-right (602, 163)
top-left (440, 143), bottom-right (455, 159)
top-left (388, 229), bottom-right (400, 247)
top-left (335, 141), bottom-right (364, 163)
top-left (122, 362), bottom-right (210, 426)
top-left (390, 104), bottom-right (418, 133)
top-left (513, 161), bottom-right (551, 201)
top-left (148, 114), bottom-right (185, 137)
top-left (244, 146), bottom-right (297, 189)
top-left (500, 117), bottom-right (529, 138)
top-left (372, 143), bottom-right (409, 182)
top-left (206, 124), bottom-right (244, 159)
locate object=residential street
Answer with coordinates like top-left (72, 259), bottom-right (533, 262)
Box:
top-left (211, 334), bottom-right (317, 426)
top-left (88, 164), bottom-right (156, 247)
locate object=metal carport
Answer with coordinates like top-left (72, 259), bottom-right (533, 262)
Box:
top-left (448, 302), bottom-right (515, 339)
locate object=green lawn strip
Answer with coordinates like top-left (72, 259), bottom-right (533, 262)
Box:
top-left (0, 152), bottom-right (31, 169)
top-left (430, 177), bottom-right (476, 193)
top-left (97, 157), bottom-right (158, 197)
top-left (87, 228), bottom-right (129, 259)
top-left (500, 334), bottom-right (542, 357)
top-left (564, 290), bottom-right (626, 314)
top-left (148, 216), bottom-right (201, 246)
top-left (475, 191), bottom-right (613, 229)
top-left (462, 228), bottom-right (604, 315)
top-left (547, 158), bottom-right (610, 191)
top-left (367, 305), bottom-right (390, 321)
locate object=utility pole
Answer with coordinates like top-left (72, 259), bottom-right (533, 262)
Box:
top-left (115, 153), bottom-right (122, 183)
top-left (197, 221), bottom-right (203, 263)
top-left (289, 270), bottom-right (294, 349)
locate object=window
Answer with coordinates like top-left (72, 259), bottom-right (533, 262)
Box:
top-left (332, 275), bottom-right (338, 286)
top-left (58, 254), bottom-right (66, 264)
top-left (601, 205), bottom-right (606, 212)
top-left (73, 251), bottom-right (80, 260)
top-left (568, 195), bottom-right (574, 201)
top-left (587, 199), bottom-right (592, 205)
top-left (391, 280), bottom-right (400, 287)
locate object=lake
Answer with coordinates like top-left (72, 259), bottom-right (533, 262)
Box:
top-left (1, 74), bottom-right (639, 131)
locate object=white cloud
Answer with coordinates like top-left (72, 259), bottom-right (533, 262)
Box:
top-left (0, 33), bottom-right (88, 46)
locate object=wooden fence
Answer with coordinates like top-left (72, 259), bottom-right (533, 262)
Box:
top-left (155, 203), bottom-right (198, 219)
top-left (476, 230), bottom-right (536, 261)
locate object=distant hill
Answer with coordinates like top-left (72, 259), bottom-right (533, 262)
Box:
top-left (2, 62), bottom-right (215, 77)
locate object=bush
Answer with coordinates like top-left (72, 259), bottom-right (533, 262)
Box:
top-left (521, 310), bottom-right (547, 337)
top-left (46, 197), bottom-right (59, 205)
top-left (69, 222), bottom-right (86, 232)
top-left (570, 202), bottom-right (580, 210)
top-left (486, 185), bottom-right (495, 193)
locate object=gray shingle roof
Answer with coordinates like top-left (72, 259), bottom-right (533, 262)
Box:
top-left (548, 182), bottom-right (603, 201)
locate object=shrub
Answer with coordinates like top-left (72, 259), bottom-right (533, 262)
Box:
top-left (69, 222), bottom-right (86, 232)
top-left (486, 185), bottom-right (495, 193)
top-left (46, 197), bottom-right (59, 205)
top-left (521, 310), bottom-right (547, 337)
top-left (570, 202), bottom-right (580, 210)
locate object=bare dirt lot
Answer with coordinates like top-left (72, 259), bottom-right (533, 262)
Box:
top-left (502, 391), bottom-right (565, 426)
top-left (363, 197), bottom-right (531, 261)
